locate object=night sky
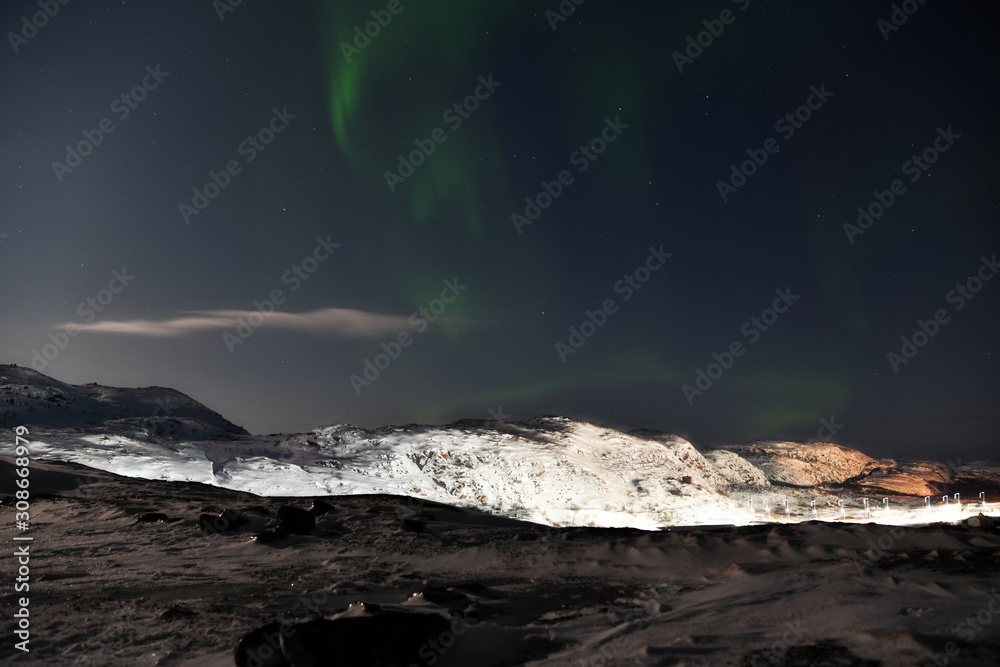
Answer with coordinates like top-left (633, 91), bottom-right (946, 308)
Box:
top-left (2, 1), bottom-right (997, 461)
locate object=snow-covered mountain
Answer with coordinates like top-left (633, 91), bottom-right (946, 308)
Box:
top-left (2, 366), bottom-right (997, 529)
top-left (0, 364), bottom-right (248, 440)
top-left (8, 415), bottom-right (745, 529)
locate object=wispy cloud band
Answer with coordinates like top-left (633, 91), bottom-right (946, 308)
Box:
top-left (61, 308), bottom-right (415, 338)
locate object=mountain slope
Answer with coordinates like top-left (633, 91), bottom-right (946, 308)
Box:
top-left (0, 364), bottom-right (248, 440)
top-left (3, 365), bottom-right (997, 529)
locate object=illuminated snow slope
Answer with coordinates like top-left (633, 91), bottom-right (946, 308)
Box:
top-left (7, 415), bottom-right (998, 530)
top-left (9, 418), bottom-right (742, 529)
top-left (6, 365), bottom-right (997, 529)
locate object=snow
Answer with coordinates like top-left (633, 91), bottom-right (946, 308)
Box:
top-left (4, 457), bottom-right (999, 666)
top-left (3, 367), bottom-right (1000, 664)
top-left (3, 365), bottom-right (997, 530)
top-left (6, 415), bottom-right (997, 530)
top-left (3, 417), bottom-right (735, 529)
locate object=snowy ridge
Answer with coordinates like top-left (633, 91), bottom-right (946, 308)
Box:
top-left (10, 417), bottom-right (739, 529)
top-left (304, 417), bottom-right (735, 528)
top-left (4, 366), bottom-right (999, 530)
top-left (723, 440), bottom-right (880, 486)
top-left (9, 417), bottom-right (1000, 529)
top-left (0, 364), bottom-right (248, 440)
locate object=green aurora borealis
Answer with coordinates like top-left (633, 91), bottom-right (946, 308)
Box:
top-left (1, 0), bottom-right (996, 459)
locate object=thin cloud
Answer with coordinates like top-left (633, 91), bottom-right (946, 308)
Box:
top-left (61, 308), bottom-right (414, 338)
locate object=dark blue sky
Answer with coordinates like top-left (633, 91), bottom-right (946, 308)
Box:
top-left (1, 1), bottom-right (997, 460)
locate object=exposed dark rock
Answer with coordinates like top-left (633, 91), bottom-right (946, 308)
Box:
top-left (275, 505), bottom-right (315, 535)
top-left (309, 499), bottom-right (333, 516)
top-left (278, 610), bottom-right (453, 667)
top-left (252, 531), bottom-right (284, 544)
top-left (200, 509), bottom-right (245, 534)
top-left (402, 518), bottom-right (425, 532)
top-left (411, 586), bottom-right (468, 605)
top-left (160, 605), bottom-right (197, 621)
top-left (234, 621), bottom-right (286, 667)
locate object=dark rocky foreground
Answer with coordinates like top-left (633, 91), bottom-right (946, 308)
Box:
top-left (2, 457), bottom-right (1000, 666)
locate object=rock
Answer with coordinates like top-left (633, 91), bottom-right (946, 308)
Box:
top-left (234, 621), bottom-right (286, 667)
top-left (137, 512), bottom-right (168, 523)
top-left (725, 441), bottom-right (879, 487)
top-left (854, 458), bottom-right (950, 497)
top-left (199, 509), bottom-right (245, 534)
top-left (252, 531), bottom-right (284, 544)
top-left (402, 518), bottom-right (425, 533)
top-left (309, 499), bottom-right (334, 515)
top-left (160, 605), bottom-right (197, 621)
top-left (275, 506), bottom-right (315, 535)
top-left (278, 610), bottom-right (454, 666)
top-left (253, 507), bottom-right (316, 543)
top-left (411, 586), bottom-right (468, 605)
top-left (967, 514), bottom-right (996, 528)
top-left (237, 607), bottom-right (566, 666)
